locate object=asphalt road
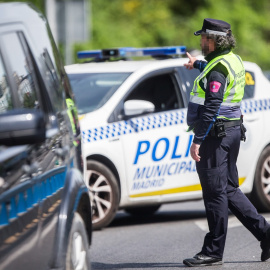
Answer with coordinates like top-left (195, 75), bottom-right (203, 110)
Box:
top-left (90, 200), bottom-right (270, 270)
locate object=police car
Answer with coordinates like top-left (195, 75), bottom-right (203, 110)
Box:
top-left (65, 46), bottom-right (270, 230)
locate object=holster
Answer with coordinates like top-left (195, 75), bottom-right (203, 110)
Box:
top-left (240, 115), bottom-right (247, 141)
top-left (209, 119), bottom-right (226, 138)
top-left (209, 116), bottom-right (246, 140)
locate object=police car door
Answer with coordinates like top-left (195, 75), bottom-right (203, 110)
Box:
top-left (237, 69), bottom-right (265, 188)
top-left (120, 69), bottom-right (200, 201)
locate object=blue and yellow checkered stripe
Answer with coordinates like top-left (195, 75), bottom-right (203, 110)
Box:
top-left (82, 110), bottom-right (186, 143)
top-left (241, 98), bottom-right (270, 114)
top-left (82, 98), bottom-right (270, 144)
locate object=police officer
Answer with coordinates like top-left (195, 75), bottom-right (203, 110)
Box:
top-left (183, 18), bottom-right (270, 267)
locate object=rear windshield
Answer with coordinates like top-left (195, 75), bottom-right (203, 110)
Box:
top-left (67, 73), bottom-right (131, 114)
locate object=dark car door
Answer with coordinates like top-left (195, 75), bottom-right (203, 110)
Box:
top-left (0, 28), bottom-right (73, 270)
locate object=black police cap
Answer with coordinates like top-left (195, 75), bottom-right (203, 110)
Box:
top-left (194, 18), bottom-right (231, 36)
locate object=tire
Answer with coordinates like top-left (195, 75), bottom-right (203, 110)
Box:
top-left (125, 204), bottom-right (161, 216)
top-left (250, 146), bottom-right (270, 212)
top-left (86, 160), bottom-right (120, 230)
top-left (66, 212), bottom-right (91, 270)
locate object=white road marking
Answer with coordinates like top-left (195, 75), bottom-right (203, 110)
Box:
top-left (195, 216), bottom-right (270, 232)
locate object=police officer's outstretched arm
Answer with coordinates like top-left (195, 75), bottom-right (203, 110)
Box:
top-left (185, 52), bottom-right (208, 72)
top-left (184, 52), bottom-right (197, 70)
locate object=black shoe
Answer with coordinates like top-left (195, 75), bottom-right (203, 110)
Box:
top-left (183, 253), bottom-right (223, 267)
top-left (261, 228), bottom-right (270, 261)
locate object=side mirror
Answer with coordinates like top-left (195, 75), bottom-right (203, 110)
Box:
top-left (124, 100), bottom-right (155, 117)
top-left (0, 109), bottom-right (46, 146)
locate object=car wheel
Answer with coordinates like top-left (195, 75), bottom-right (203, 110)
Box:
top-left (86, 160), bottom-right (120, 230)
top-left (66, 212), bottom-right (91, 270)
top-left (250, 146), bottom-right (270, 212)
top-left (125, 205), bottom-right (161, 216)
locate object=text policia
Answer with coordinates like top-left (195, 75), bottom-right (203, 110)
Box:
top-left (131, 135), bottom-right (196, 191)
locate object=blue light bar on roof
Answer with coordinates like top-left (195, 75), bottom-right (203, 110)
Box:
top-left (77, 50), bottom-right (102, 59)
top-left (77, 46), bottom-right (186, 60)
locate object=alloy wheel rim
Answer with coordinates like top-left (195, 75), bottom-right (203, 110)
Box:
top-left (86, 169), bottom-right (112, 224)
top-left (261, 156), bottom-right (270, 200)
top-left (71, 232), bottom-right (86, 270)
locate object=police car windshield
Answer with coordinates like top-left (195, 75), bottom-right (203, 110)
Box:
top-left (68, 73), bottom-right (131, 114)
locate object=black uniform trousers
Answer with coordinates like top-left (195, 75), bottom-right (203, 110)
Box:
top-left (196, 125), bottom-right (270, 259)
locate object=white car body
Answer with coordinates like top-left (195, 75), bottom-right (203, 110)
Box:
top-left (66, 54), bottom-right (270, 229)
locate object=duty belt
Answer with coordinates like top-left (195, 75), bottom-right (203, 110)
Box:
top-left (223, 119), bottom-right (242, 128)
top-left (210, 119), bottom-right (243, 138)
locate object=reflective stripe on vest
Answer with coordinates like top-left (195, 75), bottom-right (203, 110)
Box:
top-left (190, 51), bottom-right (245, 107)
top-left (66, 98), bottom-right (76, 134)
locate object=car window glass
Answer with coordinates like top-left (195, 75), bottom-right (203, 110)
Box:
top-left (1, 33), bottom-right (39, 109)
top-left (0, 54), bottom-right (13, 113)
top-left (177, 67), bottom-right (200, 102)
top-left (243, 71), bottom-right (255, 99)
top-left (126, 73), bottom-right (182, 113)
top-left (42, 48), bottom-right (65, 110)
top-left (68, 72), bottom-right (131, 114)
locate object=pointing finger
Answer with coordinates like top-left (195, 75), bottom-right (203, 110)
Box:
top-left (186, 52), bottom-right (192, 60)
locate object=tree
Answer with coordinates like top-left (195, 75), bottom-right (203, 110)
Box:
top-left (1, 0), bottom-right (45, 13)
top-left (72, 0), bottom-right (270, 70)
top-left (187, 0), bottom-right (270, 70)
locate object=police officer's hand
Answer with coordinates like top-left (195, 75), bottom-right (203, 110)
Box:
top-left (184, 52), bottom-right (197, 70)
top-left (190, 142), bottom-right (201, 162)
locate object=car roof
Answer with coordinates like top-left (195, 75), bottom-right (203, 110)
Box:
top-left (0, 2), bottom-right (42, 25)
top-left (65, 56), bottom-right (260, 75)
top-left (65, 57), bottom-right (190, 73)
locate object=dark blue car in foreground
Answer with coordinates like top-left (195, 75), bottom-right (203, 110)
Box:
top-left (0, 3), bottom-right (92, 270)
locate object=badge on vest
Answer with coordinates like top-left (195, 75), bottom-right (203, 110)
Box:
top-left (210, 81), bottom-right (221, 93)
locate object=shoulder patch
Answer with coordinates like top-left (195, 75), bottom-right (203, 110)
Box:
top-left (209, 81), bottom-right (221, 93)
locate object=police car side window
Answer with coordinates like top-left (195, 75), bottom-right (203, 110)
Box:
top-left (0, 54), bottom-right (13, 113)
top-left (177, 67), bottom-right (200, 102)
top-left (1, 32), bottom-right (39, 109)
top-left (126, 73), bottom-right (181, 112)
top-left (243, 71), bottom-right (255, 99)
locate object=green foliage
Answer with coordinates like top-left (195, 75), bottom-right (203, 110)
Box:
top-left (74, 0), bottom-right (184, 56)
top-left (74, 0), bottom-right (270, 70)
top-left (4, 0), bottom-right (269, 69)
top-left (187, 0), bottom-right (270, 69)
top-left (1, 0), bottom-right (45, 13)
top-left (23, 92), bottom-right (36, 109)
